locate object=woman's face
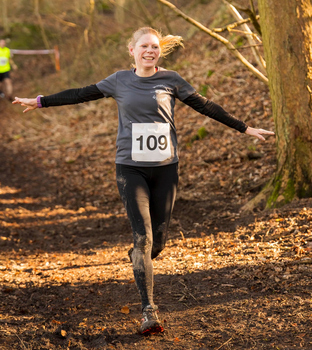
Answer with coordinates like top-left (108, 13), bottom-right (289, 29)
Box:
top-left (129, 33), bottom-right (161, 71)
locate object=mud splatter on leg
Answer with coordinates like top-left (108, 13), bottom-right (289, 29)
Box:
top-left (132, 232), bottom-right (155, 309)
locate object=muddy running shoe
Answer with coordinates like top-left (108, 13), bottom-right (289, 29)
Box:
top-left (139, 305), bottom-right (164, 335)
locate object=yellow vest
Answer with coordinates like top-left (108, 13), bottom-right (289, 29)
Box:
top-left (0, 47), bottom-right (11, 73)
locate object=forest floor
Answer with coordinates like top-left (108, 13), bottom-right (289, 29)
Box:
top-left (0, 31), bottom-right (312, 350)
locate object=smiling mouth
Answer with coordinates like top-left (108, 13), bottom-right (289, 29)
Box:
top-left (143, 57), bottom-right (154, 60)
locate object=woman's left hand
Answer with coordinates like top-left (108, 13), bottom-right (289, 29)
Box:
top-left (245, 126), bottom-right (275, 141)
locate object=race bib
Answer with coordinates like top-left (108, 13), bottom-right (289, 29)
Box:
top-left (0, 58), bottom-right (8, 65)
top-left (132, 123), bottom-right (171, 162)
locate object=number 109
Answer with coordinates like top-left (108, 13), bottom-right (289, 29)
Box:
top-left (136, 135), bottom-right (168, 151)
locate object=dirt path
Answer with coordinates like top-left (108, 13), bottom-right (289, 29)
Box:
top-left (1, 99), bottom-right (312, 350)
top-left (1, 34), bottom-right (312, 348)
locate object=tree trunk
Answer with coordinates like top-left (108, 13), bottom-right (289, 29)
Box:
top-left (1, 0), bottom-right (9, 34)
top-left (253, 0), bottom-right (312, 208)
top-left (115, 0), bottom-right (128, 24)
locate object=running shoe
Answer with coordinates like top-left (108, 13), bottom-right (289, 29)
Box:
top-left (139, 305), bottom-right (164, 335)
top-left (0, 91), bottom-right (5, 98)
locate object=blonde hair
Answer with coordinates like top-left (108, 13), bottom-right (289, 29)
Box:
top-left (128, 27), bottom-right (184, 58)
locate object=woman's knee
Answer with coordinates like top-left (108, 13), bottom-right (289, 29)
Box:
top-left (134, 233), bottom-right (152, 253)
top-left (132, 234), bottom-right (153, 269)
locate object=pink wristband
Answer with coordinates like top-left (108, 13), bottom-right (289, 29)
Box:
top-left (37, 95), bottom-right (43, 108)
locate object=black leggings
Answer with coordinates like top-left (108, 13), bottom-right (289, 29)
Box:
top-left (0, 71), bottom-right (10, 82)
top-left (116, 163), bottom-right (179, 310)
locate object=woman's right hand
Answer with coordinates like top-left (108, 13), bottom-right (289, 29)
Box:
top-left (12, 97), bottom-right (38, 113)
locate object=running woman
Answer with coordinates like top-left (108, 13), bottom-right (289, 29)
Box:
top-left (13, 27), bottom-right (274, 335)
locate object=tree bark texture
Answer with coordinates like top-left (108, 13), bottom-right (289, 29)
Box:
top-left (258, 0), bottom-right (312, 207)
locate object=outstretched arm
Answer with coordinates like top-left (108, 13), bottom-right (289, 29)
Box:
top-left (12, 84), bottom-right (104, 113)
top-left (182, 92), bottom-right (274, 140)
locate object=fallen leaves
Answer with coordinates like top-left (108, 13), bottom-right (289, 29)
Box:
top-left (0, 17), bottom-right (310, 350)
top-left (120, 306), bottom-right (130, 314)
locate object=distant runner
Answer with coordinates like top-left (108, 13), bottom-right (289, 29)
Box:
top-left (0, 39), bottom-right (17, 101)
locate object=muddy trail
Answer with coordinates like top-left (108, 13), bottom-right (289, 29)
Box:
top-left (1, 32), bottom-right (312, 350)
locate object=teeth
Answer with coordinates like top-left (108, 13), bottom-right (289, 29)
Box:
top-left (144, 57), bottom-right (154, 60)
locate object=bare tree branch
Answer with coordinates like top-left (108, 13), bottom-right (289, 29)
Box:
top-left (227, 28), bottom-right (261, 39)
top-left (33, 0), bottom-right (50, 50)
top-left (213, 17), bottom-right (257, 33)
top-left (224, 1), bottom-right (266, 72)
top-left (225, 0), bottom-right (261, 35)
top-left (157, 0), bottom-right (268, 85)
top-left (249, 0), bottom-right (256, 15)
top-left (49, 14), bottom-right (79, 28)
